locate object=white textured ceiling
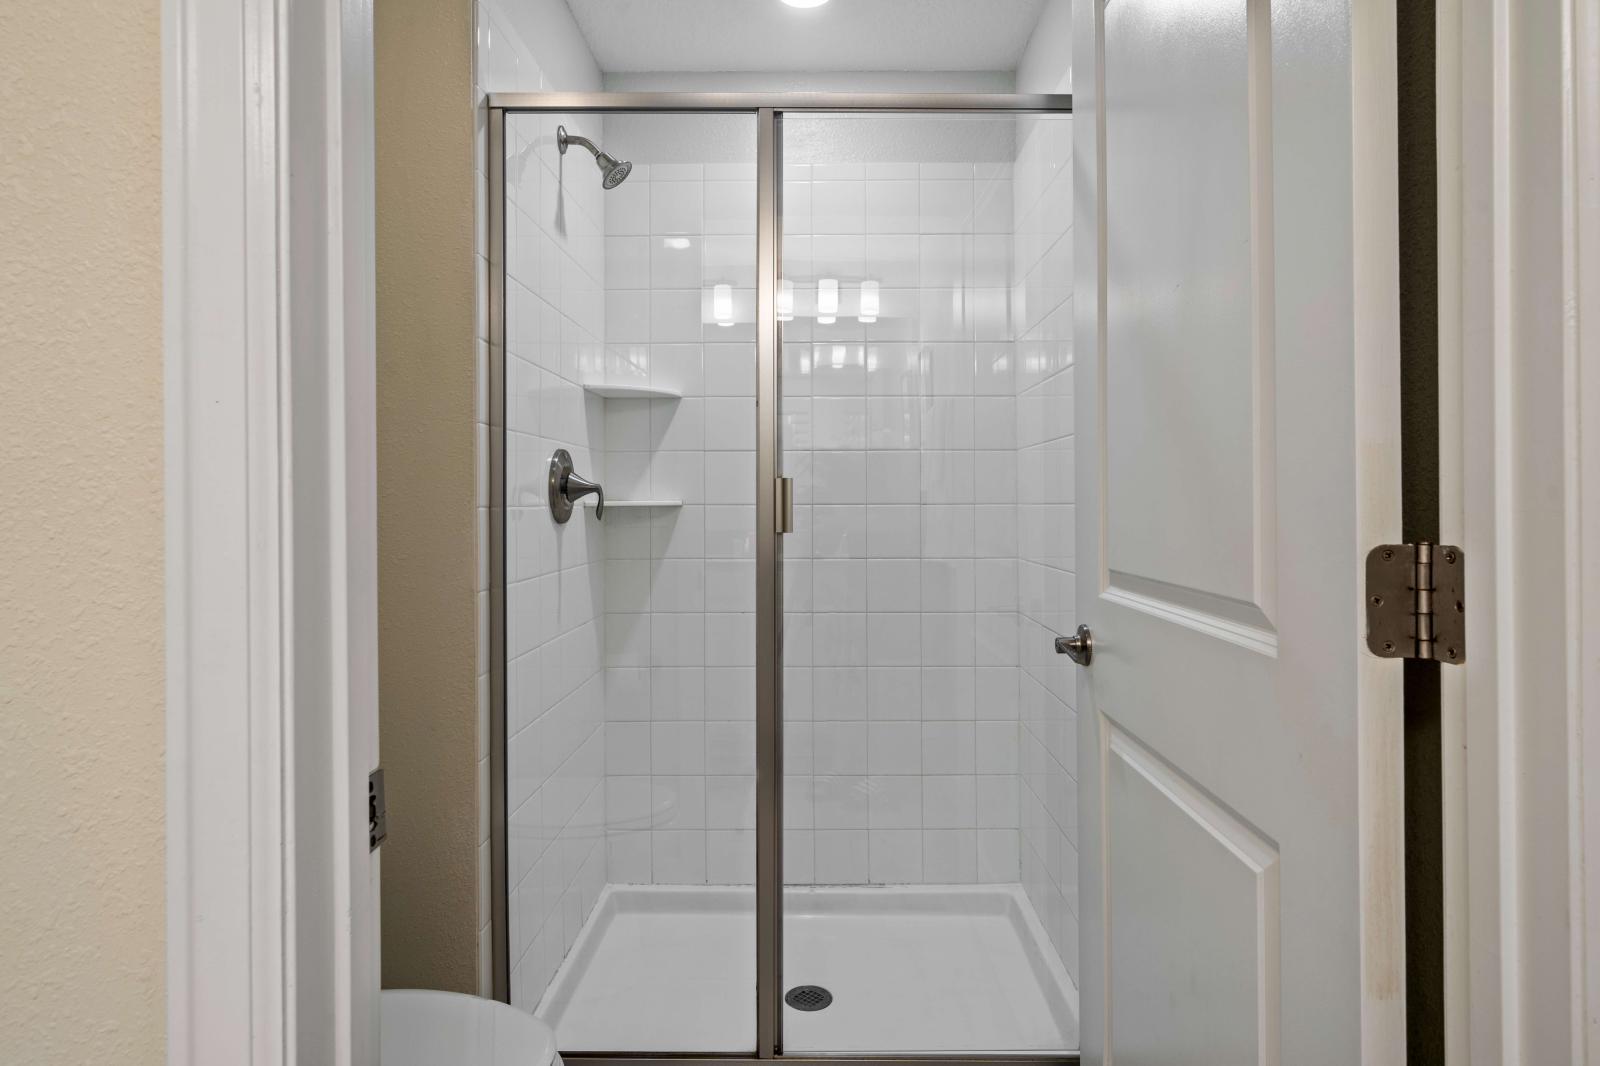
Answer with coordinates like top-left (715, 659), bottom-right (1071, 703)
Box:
top-left (563, 0), bottom-right (1049, 73)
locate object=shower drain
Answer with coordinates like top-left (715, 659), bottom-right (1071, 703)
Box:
top-left (785, 985), bottom-right (833, 1012)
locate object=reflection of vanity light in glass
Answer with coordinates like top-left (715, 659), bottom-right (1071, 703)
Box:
top-left (777, 278), bottom-right (794, 322)
top-left (817, 278), bottom-right (838, 325)
top-left (858, 279), bottom-right (880, 324)
top-left (662, 237), bottom-right (690, 250)
top-left (713, 283), bottom-right (735, 327)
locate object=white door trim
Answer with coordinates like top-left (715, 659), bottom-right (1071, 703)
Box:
top-left (162, 0), bottom-right (378, 1060)
top-left (1440, 0), bottom-right (1600, 1060)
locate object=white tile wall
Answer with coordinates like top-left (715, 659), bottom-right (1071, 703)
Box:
top-left (1011, 114), bottom-right (1078, 985)
top-left (599, 146), bottom-right (763, 887)
top-left (481, 0), bottom-right (612, 1003)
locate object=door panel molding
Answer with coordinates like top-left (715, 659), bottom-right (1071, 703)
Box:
top-left (1098, 0), bottom-right (1277, 630)
top-left (1101, 716), bottom-right (1281, 1066)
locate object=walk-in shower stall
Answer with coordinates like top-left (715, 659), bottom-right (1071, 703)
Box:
top-left (488, 92), bottom-right (1075, 1063)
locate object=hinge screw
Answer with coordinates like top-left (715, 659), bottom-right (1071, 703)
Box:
top-left (1381, 548), bottom-right (1396, 562)
top-left (1443, 549), bottom-right (1458, 564)
top-left (1446, 647), bottom-right (1460, 660)
top-left (1382, 640), bottom-right (1396, 653)
top-left (1371, 595), bottom-right (1384, 607)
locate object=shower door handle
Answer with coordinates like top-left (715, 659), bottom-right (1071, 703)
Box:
top-left (775, 477), bottom-right (794, 534)
top-left (549, 448), bottom-right (603, 523)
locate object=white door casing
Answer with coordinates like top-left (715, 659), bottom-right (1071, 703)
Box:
top-left (163, 0), bottom-right (379, 1060)
top-left (1438, 0), bottom-right (1600, 1061)
top-left (1072, 0), bottom-right (1405, 1062)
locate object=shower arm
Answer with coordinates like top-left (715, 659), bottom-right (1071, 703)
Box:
top-left (559, 130), bottom-right (600, 157)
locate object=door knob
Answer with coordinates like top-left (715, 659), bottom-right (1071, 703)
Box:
top-left (1055, 624), bottom-right (1093, 666)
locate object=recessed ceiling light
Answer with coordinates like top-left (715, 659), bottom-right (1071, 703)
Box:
top-left (780, 0), bottom-right (830, 8)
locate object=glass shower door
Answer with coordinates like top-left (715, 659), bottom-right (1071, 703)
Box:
top-left (776, 111), bottom-right (1079, 1055)
top-left (496, 108), bottom-right (761, 1054)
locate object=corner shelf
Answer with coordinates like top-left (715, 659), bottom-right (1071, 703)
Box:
top-left (581, 383), bottom-right (682, 401)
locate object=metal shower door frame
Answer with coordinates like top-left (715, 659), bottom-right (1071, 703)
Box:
top-left (486, 91), bottom-right (1074, 1064)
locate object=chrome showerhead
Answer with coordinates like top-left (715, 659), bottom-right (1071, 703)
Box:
top-left (557, 125), bottom-right (632, 189)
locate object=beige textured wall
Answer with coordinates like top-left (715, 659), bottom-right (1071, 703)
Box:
top-left (375, 0), bottom-right (482, 992)
top-left (0, 0), bottom-right (166, 1062)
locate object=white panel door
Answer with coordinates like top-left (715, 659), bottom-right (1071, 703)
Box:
top-left (1072, 0), bottom-right (1404, 1063)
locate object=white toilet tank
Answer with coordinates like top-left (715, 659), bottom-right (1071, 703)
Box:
top-left (381, 989), bottom-right (562, 1066)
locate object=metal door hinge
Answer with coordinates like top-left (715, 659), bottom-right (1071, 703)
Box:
top-left (1365, 542), bottom-right (1465, 663)
top-left (369, 768), bottom-right (388, 850)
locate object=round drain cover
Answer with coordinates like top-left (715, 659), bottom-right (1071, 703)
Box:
top-left (785, 985), bottom-right (833, 1012)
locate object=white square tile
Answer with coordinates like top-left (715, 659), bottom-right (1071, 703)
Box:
top-left (706, 665), bottom-right (755, 720)
top-left (812, 506), bottom-right (867, 560)
top-left (866, 452), bottom-right (921, 504)
top-left (975, 720), bottom-right (1019, 773)
top-left (650, 235), bottom-right (702, 289)
top-left (813, 666), bottom-right (867, 721)
top-left (920, 180), bottom-right (973, 233)
top-left (866, 180), bottom-right (918, 234)
top-left (651, 721), bottom-right (705, 774)
top-left (654, 774), bottom-right (706, 829)
top-left (811, 450), bottom-right (867, 504)
top-left (922, 612), bottom-right (976, 665)
top-left (706, 775), bottom-right (757, 829)
top-left (703, 234), bottom-right (757, 288)
top-left (706, 720), bottom-right (756, 774)
top-left (651, 180), bottom-right (703, 235)
top-left (866, 397), bottom-right (919, 450)
top-left (604, 180), bottom-right (650, 235)
top-left (607, 830), bottom-right (652, 883)
top-left (922, 828), bottom-right (977, 883)
top-left (707, 830), bottom-right (756, 884)
top-left (814, 774), bottom-right (870, 828)
top-left (605, 235), bottom-right (651, 289)
top-left (921, 667), bottom-right (976, 721)
top-left (651, 830), bottom-right (706, 884)
top-left (976, 828), bottom-right (1020, 881)
top-left (704, 397), bottom-right (755, 451)
top-left (923, 775), bottom-right (977, 828)
top-left (814, 721), bottom-right (869, 775)
top-left (703, 342), bottom-right (756, 396)
top-left (865, 505), bottom-right (920, 558)
top-left (607, 722), bottom-right (651, 774)
top-left (705, 180), bottom-right (757, 234)
top-left (867, 667), bottom-right (921, 721)
top-left (868, 722), bottom-right (923, 776)
top-left (922, 722), bottom-right (975, 773)
top-left (976, 774), bottom-right (1020, 828)
top-left (866, 613), bottom-right (921, 667)
top-left (650, 289), bottom-right (703, 343)
top-left (812, 180), bottom-right (866, 234)
top-left (814, 829), bottom-right (869, 884)
top-left (867, 234), bottom-right (921, 287)
top-left (866, 559), bottom-right (920, 612)
top-left (869, 828), bottom-right (923, 883)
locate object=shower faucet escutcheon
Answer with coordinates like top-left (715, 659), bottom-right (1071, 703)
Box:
top-left (548, 448), bottom-right (603, 523)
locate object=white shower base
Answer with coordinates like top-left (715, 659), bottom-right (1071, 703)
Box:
top-left (535, 884), bottom-right (1078, 1055)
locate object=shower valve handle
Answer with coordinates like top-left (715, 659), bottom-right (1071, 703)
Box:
top-left (549, 449), bottom-right (603, 523)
